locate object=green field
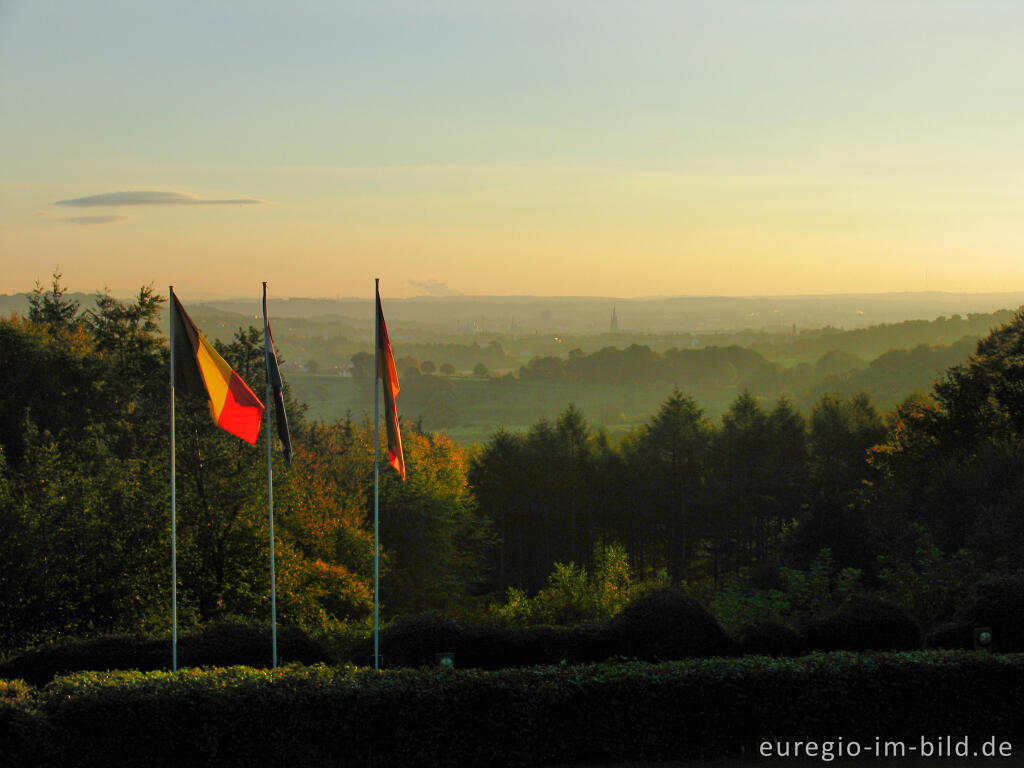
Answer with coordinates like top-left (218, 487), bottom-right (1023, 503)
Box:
top-left (288, 373), bottom-right (743, 445)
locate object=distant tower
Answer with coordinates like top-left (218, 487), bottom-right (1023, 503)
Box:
top-left (610, 306), bottom-right (619, 333)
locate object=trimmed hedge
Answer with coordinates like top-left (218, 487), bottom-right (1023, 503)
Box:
top-left (607, 587), bottom-right (737, 660)
top-left (0, 624), bottom-right (335, 686)
top-left (360, 592), bottom-right (735, 670)
top-left (733, 621), bottom-right (805, 657)
top-left (351, 614), bottom-right (615, 669)
top-left (2, 652), bottom-right (1022, 767)
top-left (954, 572), bottom-right (1024, 652)
top-left (800, 596), bottom-right (922, 652)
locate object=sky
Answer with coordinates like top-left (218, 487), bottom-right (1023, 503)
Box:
top-left (1, 0), bottom-right (1022, 300)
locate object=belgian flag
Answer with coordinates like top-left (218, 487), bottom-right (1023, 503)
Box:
top-left (171, 289), bottom-right (264, 444)
top-left (376, 283), bottom-right (405, 480)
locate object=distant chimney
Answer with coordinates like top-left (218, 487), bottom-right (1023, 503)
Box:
top-left (610, 306), bottom-right (619, 332)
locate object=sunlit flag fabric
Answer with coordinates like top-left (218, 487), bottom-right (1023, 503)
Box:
top-left (376, 285), bottom-right (406, 480)
top-left (263, 284), bottom-right (292, 465)
top-left (171, 289), bottom-right (265, 444)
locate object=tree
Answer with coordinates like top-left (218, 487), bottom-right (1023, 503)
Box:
top-left (0, 287), bottom-right (171, 649)
top-left (867, 310), bottom-right (1024, 571)
top-left (786, 391), bottom-right (886, 571)
top-left (712, 392), bottom-right (771, 575)
top-left (27, 271), bottom-right (80, 334)
top-left (623, 389), bottom-right (714, 582)
top-left (469, 429), bottom-right (531, 590)
top-left (378, 430), bottom-right (491, 615)
top-left (350, 351), bottom-right (374, 381)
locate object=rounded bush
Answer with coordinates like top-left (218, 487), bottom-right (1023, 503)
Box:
top-left (800, 596), bottom-right (921, 652)
top-left (607, 588), bottom-right (736, 661)
top-left (0, 634), bottom-right (166, 687)
top-left (733, 621), bottom-right (804, 657)
top-left (354, 613), bottom-right (469, 668)
top-left (953, 572), bottom-right (1024, 652)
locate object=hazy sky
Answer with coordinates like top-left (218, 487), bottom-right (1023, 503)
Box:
top-left (1, 1), bottom-right (1022, 299)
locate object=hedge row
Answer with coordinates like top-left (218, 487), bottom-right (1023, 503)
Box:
top-left (358, 592), bottom-right (925, 669)
top-left (355, 589), bottom-right (738, 669)
top-left (0, 624), bottom-right (335, 687)
top-left (4, 582), bottom-right (1014, 683)
top-left (3, 652), bottom-right (1023, 767)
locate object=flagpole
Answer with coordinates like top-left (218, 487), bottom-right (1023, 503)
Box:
top-left (373, 278), bottom-right (381, 671)
top-left (169, 285), bottom-right (178, 673)
top-left (263, 282), bottom-right (278, 669)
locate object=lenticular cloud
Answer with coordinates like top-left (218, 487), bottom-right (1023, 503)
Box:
top-left (55, 191), bottom-right (265, 207)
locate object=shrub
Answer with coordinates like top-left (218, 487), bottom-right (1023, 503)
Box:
top-left (709, 585), bottom-right (790, 632)
top-left (607, 587), bottom-right (736, 660)
top-left (953, 571), bottom-right (1024, 652)
top-left (800, 596), bottom-right (921, 652)
top-left (490, 542), bottom-right (639, 627)
top-left (733, 621), bottom-right (804, 657)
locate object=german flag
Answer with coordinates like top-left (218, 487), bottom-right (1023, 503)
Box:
top-left (171, 289), bottom-right (264, 444)
top-left (263, 282), bottom-right (292, 465)
top-left (376, 283), bottom-right (405, 480)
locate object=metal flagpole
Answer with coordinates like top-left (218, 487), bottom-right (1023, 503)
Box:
top-left (373, 278), bottom-right (381, 671)
top-left (263, 282), bottom-right (278, 669)
top-left (169, 286), bottom-right (178, 673)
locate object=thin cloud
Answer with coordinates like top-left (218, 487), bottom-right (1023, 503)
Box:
top-left (411, 281), bottom-right (463, 297)
top-left (62, 215), bottom-right (129, 225)
top-left (55, 191), bottom-right (266, 207)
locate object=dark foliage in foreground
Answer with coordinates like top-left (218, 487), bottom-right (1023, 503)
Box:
top-left (3, 652), bottom-right (1022, 768)
top-left (0, 624), bottom-right (334, 686)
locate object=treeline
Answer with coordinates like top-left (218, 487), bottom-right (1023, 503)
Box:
top-left (753, 310), bottom-right (1014, 362)
top-left (471, 392), bottom-right (878, 594)
top-left (329, 335), bottom-right (983, 444)
top-left (515, 338), bottom-right (978, 403)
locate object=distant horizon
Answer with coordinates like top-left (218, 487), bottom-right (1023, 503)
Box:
top-left (6, 286), bottom-right (1024, 304)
